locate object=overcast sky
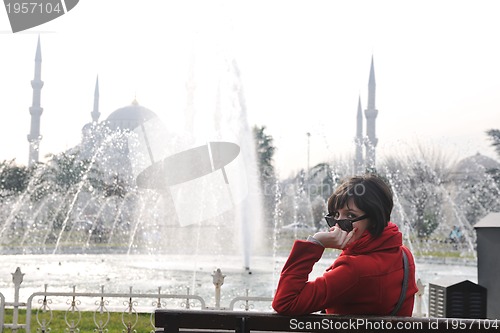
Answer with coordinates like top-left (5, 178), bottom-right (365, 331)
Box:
top-left (1, 0), bottom-right (499, 177)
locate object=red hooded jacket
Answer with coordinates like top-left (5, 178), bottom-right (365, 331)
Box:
top-left (272, 222), bottom-right (418, 316)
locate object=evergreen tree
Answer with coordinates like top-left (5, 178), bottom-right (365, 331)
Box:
top-left (252, 125), bottom-right (277, 227)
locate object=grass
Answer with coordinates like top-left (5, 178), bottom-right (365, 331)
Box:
top-left (3, 308), bottom-right (155, 333)
top-left (413, 249), bottom-right (475, 259)
top-left (407, 236), bottom-right (477, 261)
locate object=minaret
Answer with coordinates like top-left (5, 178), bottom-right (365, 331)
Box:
top-left (90, 76), bottom-right (100, 123)
top-left (354, 95), bottom-right (364, 174)
top-left (27, 36), bottom-right (44, 167)
top-left (364, 56), bottom-right (378, 171)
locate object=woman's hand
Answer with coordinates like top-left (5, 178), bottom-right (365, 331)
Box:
top-left (312, 225), bottom-right (357, 249)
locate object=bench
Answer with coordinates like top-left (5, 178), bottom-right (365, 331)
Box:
top-left (155, 309), bottom-right (500, 333)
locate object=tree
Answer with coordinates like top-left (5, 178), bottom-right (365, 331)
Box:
top-left (0, 160), bottom-right (30, 198)
top-left (466, 128), bottom-right (500, 222)
top-left (381, 145), bottom-right (453, 239)
top-left (252, 125), bottom-right (277, 227)
top-left (486, 130), bottom-right (500, 182)
top-left (307, 162), bottom-right (341, 202)
top-left (486, 129), bottom-right (500, 156)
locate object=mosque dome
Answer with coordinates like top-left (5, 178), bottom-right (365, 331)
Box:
top-left (105, 99), bottom-right (158, 131)
top-left (80, 121), bottom-right (100, 143)
top-left (453, 153), bottom-right (500, 181)
top-left (455, 153), bottom-right (500, 172)
top-left (82, 122), bottom-right (93, 134)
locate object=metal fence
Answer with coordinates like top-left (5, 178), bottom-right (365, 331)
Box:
top-left (0, 267), bottom-right (273, 333)
top-left (0, 267), bottom-right (428, 332)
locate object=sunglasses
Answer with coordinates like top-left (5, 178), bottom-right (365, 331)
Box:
top-left (324, 214), bottom-right (369, 232)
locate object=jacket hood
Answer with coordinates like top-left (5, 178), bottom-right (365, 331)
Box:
top-left (342, 222), bottom-right (402, 255)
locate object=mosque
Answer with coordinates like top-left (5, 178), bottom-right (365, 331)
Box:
top-left (26, 37), bottom-right (381, 175)
top-left (27, 37), bottom-right (162, 169)
top-left (26, 38), bottom-right (498, 178)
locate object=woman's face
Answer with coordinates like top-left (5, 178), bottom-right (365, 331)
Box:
top-left (334, 198), bottom-right (370, 241)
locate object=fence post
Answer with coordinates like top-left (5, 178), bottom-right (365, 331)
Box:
top-left (416, 278), bottom-right (426, 317)
top-left (0, 292), bottom-right (5, 333)
top-left (212, 268), bottom-right (226, 309)
top-left (11, 267), bottom-right (24, 333)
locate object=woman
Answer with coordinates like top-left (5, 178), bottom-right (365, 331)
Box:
top-left (272, 174), bottom-right (418, 316)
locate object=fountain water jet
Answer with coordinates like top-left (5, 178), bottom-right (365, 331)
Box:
top-left (0, 55), bottom-right (265, 271)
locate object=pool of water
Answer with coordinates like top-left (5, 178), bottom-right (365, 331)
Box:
top-left (0, 254), bottom-right (477, 314)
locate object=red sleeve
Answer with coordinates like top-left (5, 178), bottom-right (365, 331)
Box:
top-left (272, 240), bottom-right (359, 315)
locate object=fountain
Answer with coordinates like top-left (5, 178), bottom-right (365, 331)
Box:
top-left (0, 56), bottom-right (270, 308)
top-left (0, 140), bottom-right (490, 313)
top-left (1, 56), bottom-right (263, 252)
top-left (0, 54), bottom-right (282, 313)
top-left (0, 49), bottom-right (497, 315)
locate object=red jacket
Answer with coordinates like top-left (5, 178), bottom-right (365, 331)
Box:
top-left (272, 222), bottom-right (418, 316)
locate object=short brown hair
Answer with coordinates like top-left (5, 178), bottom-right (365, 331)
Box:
top-left (327, 174), bottom-right (394, 237)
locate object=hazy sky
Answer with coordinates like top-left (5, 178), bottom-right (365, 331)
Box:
top-left (1, 0), bottom-right (500, 177)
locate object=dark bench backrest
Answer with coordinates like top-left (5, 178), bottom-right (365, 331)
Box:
top-left (155, 309), bottom-right (499, 333)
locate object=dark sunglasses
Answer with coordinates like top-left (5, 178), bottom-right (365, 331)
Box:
top-left (324, 214), bottom-right (369, 232)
